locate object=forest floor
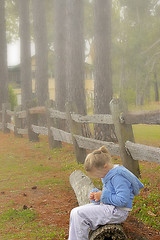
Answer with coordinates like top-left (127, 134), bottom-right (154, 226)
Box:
top-left (0, 132), bottom-right (159, 240)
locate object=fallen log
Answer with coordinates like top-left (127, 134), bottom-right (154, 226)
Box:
top-left (70, 170), bottom-right (127, 240)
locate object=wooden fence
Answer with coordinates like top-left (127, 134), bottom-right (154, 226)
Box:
top-left (0, 99), bottom-right (159, 177)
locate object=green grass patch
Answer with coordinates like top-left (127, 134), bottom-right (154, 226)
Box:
top-left (0, 208), bottom-right (66, 239)
top-left (33, 165), bottom-right (52, 172)
top-left (0, 208), bottom-right (36, 223)
top-left (133, 190), bottom-right (160, 230)
top-left (133, 124), bottom-right (160, 146)
top-left (36, 178), bottom-right (64, 187)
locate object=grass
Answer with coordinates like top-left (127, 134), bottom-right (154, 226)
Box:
top-left (129, 101), bottom-right (160, 146)
top-left (133, 183), bottom-right (160, 230)
top-left (0, 208), bottom-right (36, 223)
top-left (0, 208), bottom-right (65, 239)
top-left (36, 178), bottom-right (64, 187)
top-left (133, 124), bottom-right (160, 146)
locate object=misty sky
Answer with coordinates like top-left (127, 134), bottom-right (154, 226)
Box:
top-left (7, 40), bottom-right (35, 66)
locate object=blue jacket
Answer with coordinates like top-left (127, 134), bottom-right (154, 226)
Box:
top-left (90, 165), bottom-right (144, 208)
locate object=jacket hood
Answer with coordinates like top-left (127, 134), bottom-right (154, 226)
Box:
top-left (102, 165), bottom-right (144, 196)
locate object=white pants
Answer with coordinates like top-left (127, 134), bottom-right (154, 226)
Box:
top-left (68, 203), bottom-right (129, 240)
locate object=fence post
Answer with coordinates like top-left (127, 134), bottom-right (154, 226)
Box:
top-left (66, 102), bottom-right (86, 164)
top-left (2, 103), bottom-right (11, 133)
top-left (45, 100), bottom-right (62, 149)
top-left (14, 105), bottom-right (23, 138)
top-left (110, 98), bottom-right (140, 177)
top-left (26, 101), bottom-right (39, 142)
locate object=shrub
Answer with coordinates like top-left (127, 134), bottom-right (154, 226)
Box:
top-left (8, 85), bottom-right (17, 110)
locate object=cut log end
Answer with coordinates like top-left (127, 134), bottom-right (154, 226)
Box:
top-left (89, 224), bottom-right (127, 240)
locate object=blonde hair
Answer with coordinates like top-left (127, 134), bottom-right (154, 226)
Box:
top-left (84, 146), bottom-right (112, 172)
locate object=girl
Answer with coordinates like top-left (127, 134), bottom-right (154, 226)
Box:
top-left (68, 146), bottom-right (144, 240)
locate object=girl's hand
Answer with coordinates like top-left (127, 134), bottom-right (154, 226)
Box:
top-left (89, 192), bottom-right (95, 200)
top-left (94, 191), bottom-right (102, 201)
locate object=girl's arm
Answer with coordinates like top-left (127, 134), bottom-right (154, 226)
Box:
top-left (101, 175), bottom-right (131, 207)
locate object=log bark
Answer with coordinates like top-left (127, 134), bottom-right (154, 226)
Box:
top-left (89, 224), bottom-right (127, 240)
top-left (70, 170), bottom-right (95, 206)
top-left (70, 170), bottom-right (127, 240)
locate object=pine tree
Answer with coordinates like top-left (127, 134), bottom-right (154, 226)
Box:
top-left (19, 0), bottom-right (32, 108)
top-left (32, 0), bottom-right (48, 106)
top-left (0, 0), bottom-right (9, 109)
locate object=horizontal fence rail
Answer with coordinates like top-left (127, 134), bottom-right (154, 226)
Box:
top-left (120, 109), bottom-right (160, 125)
top-left (17, 128), bottom-right (28, 135)
top-left (32, 125), bottom-right (48, 136)
top-left (73, 135), bottom-right (120, 156)
top-left (29, 106), bottom-right (46, 115)
top-left (71, 113), bottom-right (113, 124)
top-left (125, 141), bottom-right (160, 164)
top-left (49, 108), bottom-right (67, 120)
top-left (16, 110), bottom-right (27, 119)
top-left (51, 127), bottom-right (73, 144)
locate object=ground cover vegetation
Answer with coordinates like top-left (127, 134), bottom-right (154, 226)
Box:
top-left (0, 123), bottom-right (159, 239)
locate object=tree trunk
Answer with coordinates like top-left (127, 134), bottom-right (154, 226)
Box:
top-left (32, 0), bottom-right (48, 106)
top-left (119, 56), bottom-right (126, 98)
top-left (154, 72), bottom-right (159, 102)
top-left (54, 0), bottom-right (67, 131)
top-left (19, 0), bottom-right (32, 109)
top-left (66, 0), bottom-right (86, 115)
top-left (93, 0), bottom-right (116, 142)
top-left (0, 0), bottom-right (9, 110)
top-left (54, 0), bottom-right (67, 112)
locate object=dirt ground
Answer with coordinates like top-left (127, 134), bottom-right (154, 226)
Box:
top-left (0, 133), bottom-right (159, 240)
top-left (1, 188), bottom-right (160, 240)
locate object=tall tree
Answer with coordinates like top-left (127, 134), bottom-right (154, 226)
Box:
top-left (32, 0), bottom-right (48, 106)
top-left (54, 0), bottom-right (67, 112)
top-left (94, 0), bottom-right (115, 141)
top-left (0, 0), bottom-right (9, 109)
top-left (18, 0), bottom-right (32, 109)
top-left (115, 0), bottom-right (159, 105)
top-left (5, 0), bottom-right (19, 43)
top-left (66, 0), bottom-right (86, 115)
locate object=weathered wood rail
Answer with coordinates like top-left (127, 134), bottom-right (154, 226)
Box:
top-left (120, 109), bottom-right (160, 125)
top-left (0, 99), bottom-right (159, 173)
